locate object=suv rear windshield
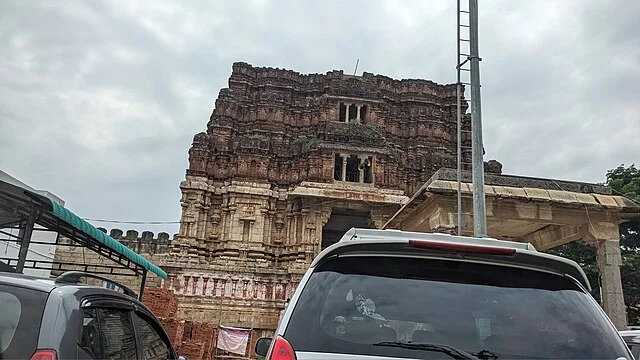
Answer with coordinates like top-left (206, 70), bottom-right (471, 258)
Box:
top-left (284, 256), bottom-right (630, 359)
top-left (0, 284), bottom-right (48, 359)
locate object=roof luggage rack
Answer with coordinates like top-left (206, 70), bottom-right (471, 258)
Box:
top-left (55, 271), bottom-right (137, 298)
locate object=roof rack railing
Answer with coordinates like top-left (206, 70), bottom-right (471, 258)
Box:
top-left (341, 228), bottom-right (537, 251)
top-left (55, 271), bottom-right (137, 298)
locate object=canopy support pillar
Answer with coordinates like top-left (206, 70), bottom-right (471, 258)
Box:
top-left (16, 212), bottom-right (36, 273)
top-left (138, 270), bottom-right (148, 301)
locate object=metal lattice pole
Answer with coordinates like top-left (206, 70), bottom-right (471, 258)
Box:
top-left (456, 0), bottom-right (463, 236)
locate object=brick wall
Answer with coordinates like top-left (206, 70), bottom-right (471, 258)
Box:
top-left (179, 340), bottom-right (206, 360)
top-left (160, 318), bottom-right (185, 348)
top-left (143, 288), bottom-right (178, 318)
top-left (143, 287), bottom-right (271, 360)
top-left (156, 318), bottom-right (267, 359)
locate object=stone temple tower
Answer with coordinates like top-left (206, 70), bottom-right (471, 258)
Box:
top-left (169, 62), bottom-right (486, 331)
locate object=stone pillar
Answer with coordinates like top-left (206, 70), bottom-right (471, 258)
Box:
top-left (341, 154), bottom-right (347, 182)
top-left (196, 194), bottom-right (208, 241)
top-left (369, 156), bottom-right (375, 185)
top-left (356, 105), bottom-right (361, 123)
top-left (358, 157), bottom-right (364, 183)
top-left (588, 223), bottom-right (627, 329)
top-left (596, 239), bottom-right (627, 329)
top-left (262, 208), bottom-right (273, 245)
top-left (317, 209), bottom-right (333, 255)
top-left (287, 212), bottom-right (294, 248)
top-left (221, 206), bottom-right (231, 242)
top-left (344, 104), bottom-right (350, 122)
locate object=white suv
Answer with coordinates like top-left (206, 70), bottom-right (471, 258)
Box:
top-left (256, 228), bottom-right (631, 360)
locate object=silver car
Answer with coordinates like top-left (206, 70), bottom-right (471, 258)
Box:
top-left (256, 228), bottom-right (632, 360)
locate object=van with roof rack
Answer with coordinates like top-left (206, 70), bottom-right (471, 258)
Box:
top-left (255, 228), bottom-right (632, 360)
top-left (0, 270), bottom-right (187, 360)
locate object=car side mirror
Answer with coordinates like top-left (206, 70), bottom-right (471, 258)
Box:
top-left (255, 337), bottom-right (272, 357)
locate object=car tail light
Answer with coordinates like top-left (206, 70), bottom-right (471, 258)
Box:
top-left (30, 349), bottom-right (58, 360)
top-left (268, 336), bottom-right (297, 360)
top-left (408, 239), bottom-right (516, 256)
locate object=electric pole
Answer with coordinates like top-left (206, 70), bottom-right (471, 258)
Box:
top-left (457, 0), bottom-right (487, 237)
top-left (469, 0), bottom-right (487, 237)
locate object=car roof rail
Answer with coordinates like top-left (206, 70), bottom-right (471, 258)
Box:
top-left (340, 228), bottom-right (537, 251)
top-left (54, 271), bottom-right (137, 298)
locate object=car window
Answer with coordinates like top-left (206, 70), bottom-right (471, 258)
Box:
top-left (0, 292), bottom-right (21, 353)
top-left (80, 308), bottom-right (102, 358)
top-left (133, 312), bottom-right (170, 360)
top-left (0, 284), bottom-right (48, 359)
top-left (81, 307), bottom-right (137, 359)
top-left (284, 256), bottom-right (631, 360)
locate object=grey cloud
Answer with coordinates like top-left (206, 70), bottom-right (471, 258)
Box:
top-left (476, 0), bottom-right (640, 181)
top-left (0, 0), bottom-right (638, 235)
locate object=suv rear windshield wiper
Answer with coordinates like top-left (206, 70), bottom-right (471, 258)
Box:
top-left (373, 341), bottom-right (479, 360)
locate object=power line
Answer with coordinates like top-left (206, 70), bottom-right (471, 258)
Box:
top-left (82, 218), bottom-right (182, 225)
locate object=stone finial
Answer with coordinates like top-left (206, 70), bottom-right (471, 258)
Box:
top-left (484, 160), bottom-right (503, 174)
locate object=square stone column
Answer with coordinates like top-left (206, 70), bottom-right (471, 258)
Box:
top-left (595, 239), bottom-right (627, 329)
top-left (588, 223), bottom-right (627, 329)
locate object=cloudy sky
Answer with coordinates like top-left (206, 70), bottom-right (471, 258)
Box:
top-left (1, 0), bottom-right (638, 236)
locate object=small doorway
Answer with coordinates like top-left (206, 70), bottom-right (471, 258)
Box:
top-left (321, 208), bottom-right (372, 249)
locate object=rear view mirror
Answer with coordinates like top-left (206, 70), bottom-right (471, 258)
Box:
top-left (255, 337), bottom-right (273, 357)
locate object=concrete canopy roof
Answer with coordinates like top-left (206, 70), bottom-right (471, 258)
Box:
top-left (383, 168), bottom-right (640, 246)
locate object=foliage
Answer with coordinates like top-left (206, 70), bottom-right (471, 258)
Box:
top-left (547, 240), bottom-right (601, 300)
top-left (606, 164), bottom-right (640, 204)
top-left (547, 164), bottom-right (640, 325)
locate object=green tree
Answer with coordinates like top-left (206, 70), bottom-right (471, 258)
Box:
top-left (547, 240), bottom-right (601, 300)
top-left (606, 164), bottom-right (640, 204)
top-left (547, 164), bottom-right (640, 325)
